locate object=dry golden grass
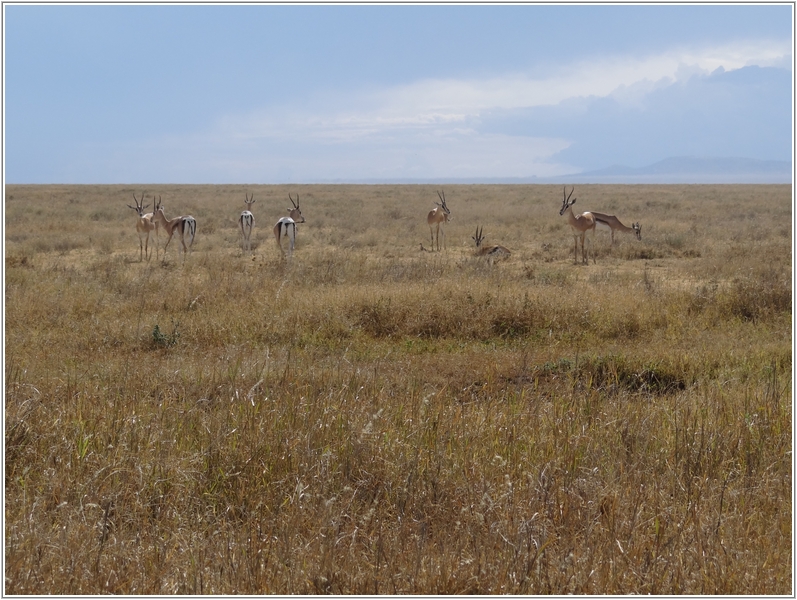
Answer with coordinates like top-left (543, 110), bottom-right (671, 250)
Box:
top-left (5, 183), bottom-right (792, 594)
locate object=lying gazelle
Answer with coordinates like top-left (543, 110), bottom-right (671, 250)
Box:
top-left (151, 196), bottom-right (197, 260)
top-left (239, 193), bottom-right (256, 252)
top-left (472, 226), bottom-right (511, 264)
top-left (590, 211), bottom-right (641, 244)
top-left (127, 193), bottom-right (158, 261)
top-left (273, 193), bottom-right (305, 259)
top-left (559, 186), bottom-right (596, 265)
top-left (427, 190), bottom-right (451, 251)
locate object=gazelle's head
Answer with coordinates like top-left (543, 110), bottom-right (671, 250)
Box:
top-left (244, 193), bottom-right (256, 210)
top-left (559, 186), bottom-right (576, 216)
top-left (287, 193), bottom-right (305, 223)
top-left (153, 195), bottom-right (164, 215)
top-left (436, 190), bottom-right (451, 222)
top-left (472, 226), bottom-right (485, 249)
top-left (632, 222), bottom-right (642, 240)
top-left (127, 193), bottom-right (150, 217)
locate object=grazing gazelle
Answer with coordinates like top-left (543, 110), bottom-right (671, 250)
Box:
top-left (590, 211), bottom-right (641, 244)
top-left (273, 193), bottom-right (305, 258)
top-left (127, 193), bottom-right (158, 261)
top-left (151, 196), bottom-right (197, 260)
top-left (427, 190), bottom-right (451, 251)
top-left (472, 226), bottom-right (511, 264)
top-left (239, 193), bottom-right (256, 252)
top-left (559, 186), bottom-right (596, 265)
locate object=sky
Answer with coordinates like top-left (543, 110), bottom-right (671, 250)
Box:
top-left (3, 3), bottom-right (793, 184)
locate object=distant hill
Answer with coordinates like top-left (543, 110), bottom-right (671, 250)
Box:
top-left (335, 157), bottom-right (791, 185)
top-left (554, 157), bottom-right (792, 184)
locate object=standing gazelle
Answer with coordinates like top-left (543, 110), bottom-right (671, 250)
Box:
top-left (427, 190), bottom-right (451, 251)
top-left (127, 193), bottom-right (158, 261)
top-left (559, 186), bottom-right (596, 265)
top-left (151, 197), bottom-right (197, 261)
top-left (590, 211), bottom-right (641, 244)
top-left (273, 193), bottom-right (306, 259)
top-left (472, 226), bottom-right (511, 264)
top-left (239, 193), bottom-right (256, 252)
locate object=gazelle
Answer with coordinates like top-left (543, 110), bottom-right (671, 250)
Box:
top-left (239, 193), bottom-right (256, 252)
top-left (589, 211), bottom-right (641, 244)
top-left (472, 226), bottom-right (511, 264)
top-left (151, 196), bottom-right (197, 260)
top-left (427, 190), bottom-right (451, 251)
top-left (273, 193), bottom-right (305, 258)
top-left (127, 193), bottom-right (158, 261)
top-left (559, 186), bottom-right (596, 265)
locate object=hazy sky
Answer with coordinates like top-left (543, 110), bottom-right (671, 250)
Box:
top-left (4, 4), bottom-right (793, 183)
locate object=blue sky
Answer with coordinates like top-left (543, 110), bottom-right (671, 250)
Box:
top-left (4, 4), bottom-right (793, 184)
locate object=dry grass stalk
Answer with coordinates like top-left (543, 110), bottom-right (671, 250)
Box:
top-left (5, 183), bottom-right (791, 594)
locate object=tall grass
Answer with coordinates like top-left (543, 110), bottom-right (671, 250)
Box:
top-left (5, 183), bottom-right (792, 594)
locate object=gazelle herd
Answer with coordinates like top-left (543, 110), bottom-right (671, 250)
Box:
top-left (127, 186), bottom-right (640, 265)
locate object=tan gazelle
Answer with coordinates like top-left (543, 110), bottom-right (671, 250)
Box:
top-left (127, 193), bottom-right (158, 262)
top-left (472, 226), bottom-right (511, 265)
top-left (427, 190), bottom-right (451, 251)
top-left (273, 193), bottom-right (305, 259)
top-left (590, 210), bottom-right (641, 244)
top-left (559, 186), bottom-right (596, 265)
top-left (151, 196), bottom-right (197, 261)
top-left (239, 193), bottom-right (256, 252)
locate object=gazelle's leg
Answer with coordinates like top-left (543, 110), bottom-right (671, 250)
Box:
top-left (586, 233), bottom-right (592, 264)
top-left (582, 233), bottom-right (588, 264)
top-left (582, 234), bottom-right (587, 264)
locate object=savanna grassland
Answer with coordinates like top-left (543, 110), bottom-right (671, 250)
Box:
top-left (4, 183), bottom-right (792, 594)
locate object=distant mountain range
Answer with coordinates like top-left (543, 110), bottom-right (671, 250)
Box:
top-left (559, 156), bottom-right (792, 184)
top-left (343, 156), bottom-right (792, 184)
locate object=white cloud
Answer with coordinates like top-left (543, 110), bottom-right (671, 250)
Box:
top-left (223, 38), bottom-right (790, 133)
top-left (367, 39), bottom-right (791, 117)
top-left (146, 38), bottom-right (792, 181)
